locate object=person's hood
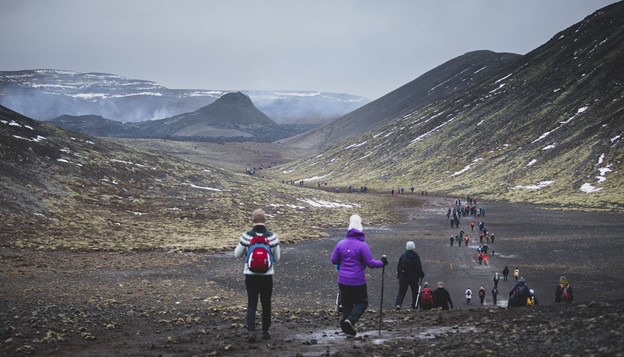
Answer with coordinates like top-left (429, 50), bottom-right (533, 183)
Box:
top-left (346, 228), bottom-right (365, 241)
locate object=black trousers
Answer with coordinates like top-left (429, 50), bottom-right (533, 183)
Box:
top-left (245, 274), bottom-right (273, 332)
top-left (395, 280), bottom-right (419, 308)
top-left (339, 283), bottom-right (368, 324)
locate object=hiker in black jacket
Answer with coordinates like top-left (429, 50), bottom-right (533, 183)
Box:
top-left (394, 241), bottom-right (425, 310)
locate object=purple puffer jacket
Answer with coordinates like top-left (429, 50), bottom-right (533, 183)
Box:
top-left (330, 228), bottom-right (384, 286)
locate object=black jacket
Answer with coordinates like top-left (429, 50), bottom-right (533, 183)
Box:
top-left (396, 250), bottom-right (424, 282)
top-left (433, 287), bottom-right (453, 310)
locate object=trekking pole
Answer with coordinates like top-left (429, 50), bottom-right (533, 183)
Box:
top-left (335, 289), bottom-right (341, 328)
top-left (415, 278), bottom-right (422, 309)
top-left (378, 255), bottom-right (386, 336)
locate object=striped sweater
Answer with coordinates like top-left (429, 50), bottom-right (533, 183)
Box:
top-left (234, 224), bottom-right (280, 275)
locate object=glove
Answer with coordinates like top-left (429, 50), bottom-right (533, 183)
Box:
top-left (380, 256), bottom-right (388, 266)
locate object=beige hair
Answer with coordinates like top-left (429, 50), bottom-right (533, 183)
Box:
top-left (252, 208), bottom-right (266, 223)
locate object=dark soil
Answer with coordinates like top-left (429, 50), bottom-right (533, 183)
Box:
top-left (2, 195), bottom-right (624, 356)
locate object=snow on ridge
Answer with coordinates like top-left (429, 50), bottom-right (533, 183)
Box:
top-left (473, 66), bottom-right (487, 74)
top-left (580, 183), bottom-right (602, 193)
top-left (268, 203), bottom-right (306, 210)
top-left (296, 198), bottom-right (356, 209)
top-left (542, 144), bottom-right (557, 150)
top-left (273, 91), bottom-right (321, 97)
top-left (450, 158), bottom-right (484, 177)
top-left (187, 183), bottom-right (225, 192)
top-left (513, 180), bottom-right (554, 190)
top-left (489, 83), bottom-right (506, 93)
top-left (110, 92), bottom-right (163, 98)
top-left (494, 73), bottom-right (513, 84)
top-left (610, 134), bottom-right (621, 143)
top-left (532, 105), bottom-right (589, 144)
top-left (12, 134), bottom-right (47, 142)
top-left (411, 115), bottom-right (455, 144)
top-left (345, 141), bottom-right (367, 150)
top-left (527, 159), bottom-right (538, 167)
top-left (70, 93), bottom-right (107, 100)
top-left (300, 172), bottom-right (333, 182)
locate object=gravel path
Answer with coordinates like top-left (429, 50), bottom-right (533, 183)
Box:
top-left (2, 195), bottom-right (623, 356)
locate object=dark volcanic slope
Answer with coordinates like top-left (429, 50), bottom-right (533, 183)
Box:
top-left (284, 50), bottom-right (521, 151)
top-left (274, 3), bottom-right (624, 209)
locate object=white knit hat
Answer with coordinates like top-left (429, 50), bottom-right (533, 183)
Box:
top-left (406, 241), bottom-right (415, 250)
top-left (348, 214), bottom-right (363, 231)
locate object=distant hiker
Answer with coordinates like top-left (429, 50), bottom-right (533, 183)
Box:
top-left (433, 281), bottom-right (453, 310)
top-left (555, 276), bottom-right (574, 304)
top-left (493, 272), bottom-right (500, 288)
top-left (331, 214), bottom-right (387, 337)
top-left (447, 208), bottom-right (451, 219)
top-left (508, 277), bottom-right (531, 307)
top-left (478, 221), bottom-right (485, 232)
top-left (478, 287), bottom-right (486, 305)
top-left (465, 288), bottom-right (473, 304)
top-left (419, 282), bottom-right (435, 310)
top-left (503, 266), bottom-right (510, 281)
top-left (477, 252), bottom-right (484, 265)
top-left (234, 208), bottom-right (281, 342)
top-left (470, 221), bottom-right (475, 231)
top-left (411, 185), bottom-right (415, 193)
top-left (491, 287), bottom-right (499, 306)
top-left (483, 254), bottom-right (489, 265)
top-left (490, 233), bottom-right (495, 244)
top-left (391, 188), bottom-right (395, 196)
top-left (479, 232), bottom-right (484, 243)
top-left (528, 289), bottom-right (538, 306)
top-left (450, 236), bottom-right (454, 247)
top-left (482, 244), bottom-right (489, 255)
top-left (464, 235), bottom-right (469, 247)
top-left (514, 268), bottom-right (520, 281)
top-left (394, 241), bottom-right (424, 310)
top-left (455, 235), bottom-right (461, 247)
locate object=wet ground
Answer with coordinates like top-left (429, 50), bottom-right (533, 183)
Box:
top-left (2, 195), bottom-right (624, 356)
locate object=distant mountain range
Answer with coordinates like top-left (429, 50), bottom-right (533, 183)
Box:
top-left (48, 92), bottom-right (310, 141)
top-left (275, 1), bottom-right (624, 209)
top-left (0, 70), bottom-right (368, 125)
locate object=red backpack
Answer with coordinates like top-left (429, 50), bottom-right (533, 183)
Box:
top-left (246, 235), bottom-right (273, 273)
top-left (421, 288), bottom-right (434, 305)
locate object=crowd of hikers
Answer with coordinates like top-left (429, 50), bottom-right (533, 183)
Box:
top-left (234, 194), bottom-right (576, 340)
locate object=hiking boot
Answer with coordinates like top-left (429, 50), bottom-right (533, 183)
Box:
top-left (247, 331), bottom-right (256, 343)
top-left (340, 319), bottom-right (357, 337)
top-left (262, 331), bottom-right (271, 340)
top-left (395, 305), bottom-right (401, 311)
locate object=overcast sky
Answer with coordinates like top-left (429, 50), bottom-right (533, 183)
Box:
top-left (0, 0), bottom-right (619, 100)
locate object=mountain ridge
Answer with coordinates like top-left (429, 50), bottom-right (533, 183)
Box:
top-left (271, 2), bottom-right (624, 209)
top-left (283, 50), bottom-right (522, 151)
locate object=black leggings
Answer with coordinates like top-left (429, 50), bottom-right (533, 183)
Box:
top-left (245, 274), bottom-right (273, 331)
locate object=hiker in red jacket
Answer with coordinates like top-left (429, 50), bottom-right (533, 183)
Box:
top-left (419, 282), bottom-right (435, 310)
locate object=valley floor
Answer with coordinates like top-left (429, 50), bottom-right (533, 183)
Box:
top-left (2, 195), bottom-right (623, 356)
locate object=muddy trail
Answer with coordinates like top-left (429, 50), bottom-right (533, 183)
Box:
top-left (2, 195), bottom-right (624, 356)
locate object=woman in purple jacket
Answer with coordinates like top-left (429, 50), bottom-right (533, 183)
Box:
top-left (331, 214), bottom-right (387, 337)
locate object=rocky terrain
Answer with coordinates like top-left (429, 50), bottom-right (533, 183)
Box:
top-left (2, 195), bottom-right (623, 356)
